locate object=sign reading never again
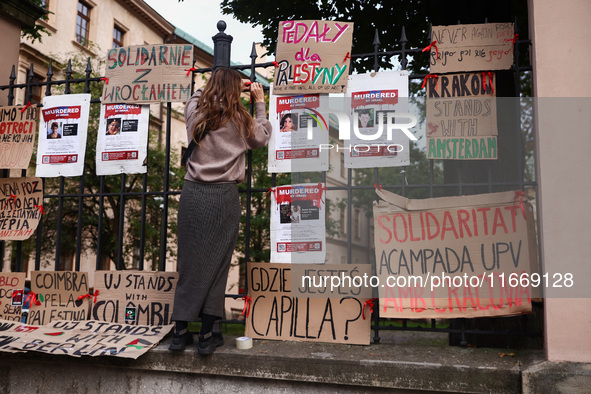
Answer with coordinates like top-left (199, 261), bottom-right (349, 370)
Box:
top-left (373, 189), bottom-right (539, 319)
top-left (274, 20), bottom-right (354, 94)
top-left (245, 262), bottom-right (371, 345)
top-left (93, 271), bottom-right (178, 326)
top-left (429, 23), bottom-right (515, 73)
top-left (103, 44), bottom-right (194, 104)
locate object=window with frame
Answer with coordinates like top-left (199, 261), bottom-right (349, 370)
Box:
top-left (354, 209), bottom-right (361, 241)
top-left (26, 69), bottom-right (43, 104)
top-left (76, 1), bottom-right (91, 46)
top-left (58, 251), bottom-right (74, 271)
top-left (339, 206), bottom-right (346, 236)
top-left (113, 25), bottom-right (124, 48)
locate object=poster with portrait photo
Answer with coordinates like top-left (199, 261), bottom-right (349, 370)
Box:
top-left (268, 85), bottom-right (329, 173)
top-left (355, 108), bottom-right (374, 128)
top-left (46, 122), bottom-right (62, 139)
top-left (36, 94), bottom-right (91, 177)
top-left (96, 103), bottom-right (149, 176)
top-left (270, 183), bottom-right (326, 264)
top-left (345, 71), bottom-right (410, 169)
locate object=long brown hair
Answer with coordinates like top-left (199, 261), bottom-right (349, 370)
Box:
top-left (192, 68), bottom-right (254, 142)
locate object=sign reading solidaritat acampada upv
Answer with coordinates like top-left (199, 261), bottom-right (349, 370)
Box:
top-left (373, 189), bottom-right (539, 319)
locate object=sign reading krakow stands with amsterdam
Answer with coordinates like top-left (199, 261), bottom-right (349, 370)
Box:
top-left (103, 44), bottom-right (194, 104)
top-left (426, 72), bottom-right (498, 160)
top-left (274, 20), bottom-right (354, 94)
top-left (373, 189), bottom-right (539, 319)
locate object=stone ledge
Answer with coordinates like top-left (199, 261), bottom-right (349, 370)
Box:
top-left (522, 360), bottom-right (591, 394)
top-left (0, 335), bottom-right (547, 393)
top-left (0, 337), bottom-right (544, 393)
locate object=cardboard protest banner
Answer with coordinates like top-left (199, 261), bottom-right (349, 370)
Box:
top-left (274, 20), bottom-right (354, 94)
top-left (0, 273), bottom-right (26, 321)
top-left (426, 72), bottom-right (497, 160)
top-left (36, 94), bottom-right (91, 177)
top-left (268, 87), bottom-right (329, 172)
top-left (93, 271), bottom-right (178, 326)
top-left (373, 189), bottom-right (539, 319)
top-left (103, 44), bottom-right (193, 104)
top-left (0, 319), bottom-right (33, 353)
top-left (270, 183), bottom-right (326, 264)
top-left (0, 104), bottom-right (38, 169)
top-left (291, 264), bottom-right (373, 299)
top-left (245, 263), bottom-right (371, 345)
top-left (429, 23), bottom-right (514, 73)
top-left (0, 177), bottom-right (43, 240)
top-left (28, 271), bottom-right (90, 326)
top-left (345, 71), bottom-right (411, 168)
top-left (96, 103), bottom-right (150, 175)
top-left (6, 319), bottom-right (173, 359)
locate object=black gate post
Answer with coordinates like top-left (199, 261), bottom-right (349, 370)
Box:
top-left (212, 20), bottom-right (233, 69)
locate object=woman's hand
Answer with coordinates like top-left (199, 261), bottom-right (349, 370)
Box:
top-left (249, 82), bottom-right (265, 103)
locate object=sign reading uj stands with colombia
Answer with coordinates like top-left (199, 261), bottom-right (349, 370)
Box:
top-left (274, 20), bottom-right (354, 94)
top-left (373, 189), bottom-right (539, 319)
top-left (103, 44), bottom-right (194, 104)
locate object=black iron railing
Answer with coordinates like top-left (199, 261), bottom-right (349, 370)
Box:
top-left (0, 18), bottom-right (540, 347)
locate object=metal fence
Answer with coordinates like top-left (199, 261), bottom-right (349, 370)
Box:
top-left (0, 19), bottom-right (540, 347)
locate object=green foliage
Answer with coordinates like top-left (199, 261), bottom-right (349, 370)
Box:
top-left (349, 143), bottom-right (445, 217)
top-left (221, 0), bottom-right (430, 74)
top-left (21, 0), bottom-right (52, 44)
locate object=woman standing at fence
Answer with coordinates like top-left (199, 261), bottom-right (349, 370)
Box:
top-left (170, 68), bottom-right (272, 355)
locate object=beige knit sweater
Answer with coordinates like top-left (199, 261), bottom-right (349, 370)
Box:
top-left (183, 89), bottom-right (272, 183)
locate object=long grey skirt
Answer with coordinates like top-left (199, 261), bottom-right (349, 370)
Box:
top-left (171, 180), bottom-right (241, 321)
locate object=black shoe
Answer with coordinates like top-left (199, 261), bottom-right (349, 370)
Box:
top-left (197, 332), bottom-right (224, 355)
top-left (169, 329), bottom-right (194, 351)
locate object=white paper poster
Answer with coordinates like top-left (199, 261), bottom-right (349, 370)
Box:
top-left (345, 71), bottom-right (410, 168)
top-left (270, 183), bottom-right (326, 264)
top-left (35, 94), bottom-right (91, 177)
top-left (268, 85), bottom-right (329, 173)
top-left (96, 103), bottom-right (149, 175)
